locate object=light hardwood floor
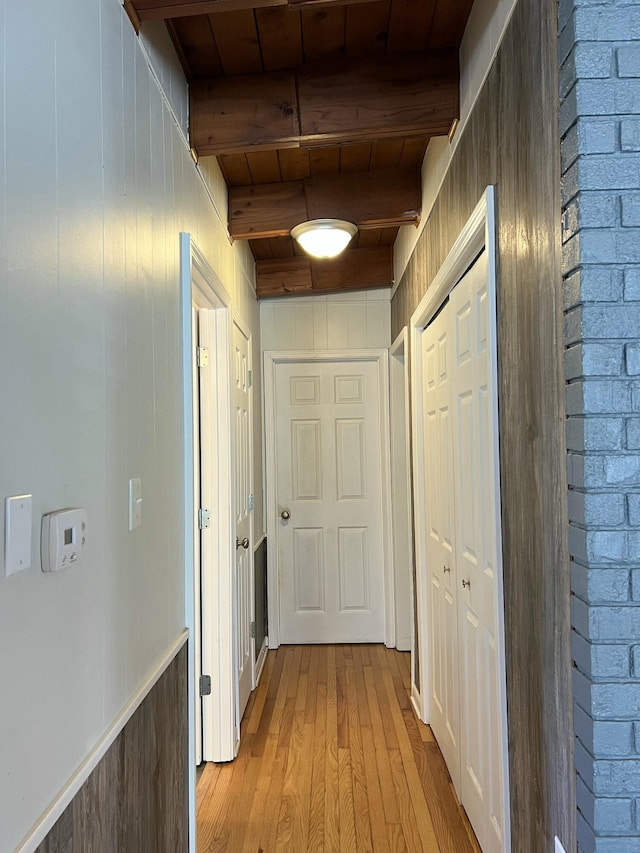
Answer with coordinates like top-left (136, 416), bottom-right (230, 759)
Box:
top-left (196, 645), bottom-right (481, 852)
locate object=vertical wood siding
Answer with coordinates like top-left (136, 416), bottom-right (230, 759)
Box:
top-left (35, 644), bottom-right (188, 853)
top-left (391, 0), bottom-right (574, 848)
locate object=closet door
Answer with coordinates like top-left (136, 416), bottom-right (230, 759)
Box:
top-left (421, 301), bottom-right (460, 791)
top-left (450, 250), bottom-right (506, 853)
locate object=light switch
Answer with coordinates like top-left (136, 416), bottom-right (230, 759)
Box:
top-left (4, 495), bottom-right (33, 576)
top-left (129, 478), bottom-right (142, 530)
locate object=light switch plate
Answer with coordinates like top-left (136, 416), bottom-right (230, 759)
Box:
top-left (4, 494), bottom-right (33, 576)
top-left (129, 478), bottom-right (142, 531)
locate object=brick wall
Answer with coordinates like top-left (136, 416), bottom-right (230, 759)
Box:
top-left (560, 1), bottom-right (640, 850)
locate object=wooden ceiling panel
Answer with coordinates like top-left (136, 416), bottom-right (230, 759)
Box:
top-left (356, 229), bottom-right (382, 248)
top-left (249, 238), bottom-right (275, 260)
top-left (399, 137), bottom-right (429, 169)
top-left (378, 225), bottom-right (400, 245)
top-left (269, 236), bottom-right (298, 258)
top-left (256, 245), bottom-right (393, 298)
top-left (167, 16), bottom-right (222, 78)
top-left (246, 150), bottom-right (283, 183)
top-left (428, 0), bottom-right (474, 49)
top-left (255, 7), bottom-right (304, 70)
top-left (152, 0), bottom-right (475, 293)
top-left (301, 6), bottom-right (347, 63)
top-left (385, 0), bottom-right (437, 53)
top-left (344, 0), bottom-right (390, 58)
top-left (278, 149), bottom-right (311, 181)
top-left (370, 139), bottom-right (404, 170)
top-left (229, 168), bottom-right (420, 238)
top-left (339, 142), bottom-right (372, 173)
top-left (309, 146), bottom-right (341, 176)
top-left (218, 153), bottom-right (252, 185)
top-left (209, 10), bottom-right (263, 75)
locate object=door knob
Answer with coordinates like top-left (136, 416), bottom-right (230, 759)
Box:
top-left (236, 537), bottom-right (249, 550)
top-left (280, 509), bottom-right (291, 520)
top-left (462, 578), bottom-right (471, 589)
top-left (443, 565), bottom-right (451, 574)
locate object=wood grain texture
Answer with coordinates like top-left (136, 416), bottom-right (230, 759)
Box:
top-left (197, 645), bottom-right (480, 853)
top-left (229, 169), bottom-right (420, 239)
top-left (35, 644), bottom-right (188, 853)
top-left (390, 0), bottom-right (574, 849)
top-left (256, 245), bottom-right (393, 297)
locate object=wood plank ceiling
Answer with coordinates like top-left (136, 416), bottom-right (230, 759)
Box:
top-left (126, 0), bottom-right (474, 297)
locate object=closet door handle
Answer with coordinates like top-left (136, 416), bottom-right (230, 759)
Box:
top-left (461, 578), bottom-right (471, 589)
top-left (443, 565), bottom-right (451, 574)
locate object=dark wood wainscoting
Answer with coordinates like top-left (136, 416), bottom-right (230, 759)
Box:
top-left (36, 642), bottom-right (188, 852)
top-left (391, 0), bottom-right (574, 849)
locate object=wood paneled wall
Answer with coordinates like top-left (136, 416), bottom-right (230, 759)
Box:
top-left (35, 644), bottom-right (188, 853)
top-left (391, 0), bottom-right (574, 849)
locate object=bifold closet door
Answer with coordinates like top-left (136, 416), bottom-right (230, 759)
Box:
top-left (420, 248), bottom-right (508, 853)
top-left (450, 250), bottom-right (506, 853)
top-left (421, 300), bottom-right (460, 793)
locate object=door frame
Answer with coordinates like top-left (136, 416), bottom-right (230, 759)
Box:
top-left (263, 348), bottom-right (394, 649)
top-left (389, 328), bottom-right (414, 651)
top-left (180, 234), bottom-right (237, 796)
top-left (409, 187), bottom-right (511, 849)
top-left (231, 312), bottom-right (257, 714)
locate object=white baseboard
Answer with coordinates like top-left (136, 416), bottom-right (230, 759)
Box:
top-left (16, 630), bottom-right (189, 853)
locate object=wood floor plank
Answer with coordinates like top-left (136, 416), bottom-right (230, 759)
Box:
top-left (338, 748), bottom-right (357, 852)
top-left (345, 647), bottom-right (373, 852)
top-left (361, 726), bottom-right (391, 852)
top-left (308, 678), bottom-right (327, 852)
top-left (325, 645), bottom-right (340, 851)
top-left (196, 645), bottom-right (480, 853)
top-left (382, 668), bottom-right (440, 852)
top-left (363, 664), bottom-right (402, 825)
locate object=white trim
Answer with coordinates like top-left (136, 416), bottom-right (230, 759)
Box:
top-left (15, 631), bottom-right (188, 853)
top-left (263, 349), bottom-right (394, 649)
top-left (409, 187), bottom-right (511, 851)
top-left (389, 328), bottom-right (414, 651)
top-left (180, 232), bottom-right (234, 792)
top-left (409, 193), bottom-right (491, 723)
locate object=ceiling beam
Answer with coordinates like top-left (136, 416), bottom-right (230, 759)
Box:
top-left (256, 246), bottom-right (393, 299)
top-left (229, 169), bottom-right (421, 240)
top-left (131, 0), bottom-right (370, 20)
top-left (190, 51), bottom-right (459, 156)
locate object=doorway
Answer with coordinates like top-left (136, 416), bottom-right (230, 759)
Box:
top-left (264, 350), bottom-right (394, 649)
top-left (410, 189), bottom-right (511, 853)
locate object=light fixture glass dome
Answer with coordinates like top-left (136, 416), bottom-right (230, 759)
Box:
top-left (291, 219), bottom-right (358, 259)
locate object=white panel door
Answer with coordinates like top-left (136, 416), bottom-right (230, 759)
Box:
top-left (233, 323), bottom-right (252, 719)
top-left (450, 251), bottom-right (506, 853)
top-left (421, 302), bottom-right (460, 792)
top-left (275, 361), bottom-right (385, 643)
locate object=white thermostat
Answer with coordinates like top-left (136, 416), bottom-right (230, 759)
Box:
top-left (41, 508), bottom-right (87, 573)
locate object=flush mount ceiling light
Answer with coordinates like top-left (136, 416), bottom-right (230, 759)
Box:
top-left (291, 219), bottom-right (358, 259)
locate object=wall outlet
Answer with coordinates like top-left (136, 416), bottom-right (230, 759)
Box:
top-left (554, 837), bottom-right (567, 853)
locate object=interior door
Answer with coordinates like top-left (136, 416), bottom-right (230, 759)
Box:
top-left (192, 306), bottom-right (203, 766)
top-left (450, 251), bottom-right (506, 853)
top-left (421, 301), bottom-right (460, 792)
top-left (233, 322), bottom-right (252, 719)
top-left (275, 359), bottom-right (385, 644)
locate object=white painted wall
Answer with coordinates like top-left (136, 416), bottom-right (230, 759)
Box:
top-left (260, 289), bottom-right (391, 352)
top-left (0, 2), bottom-right (260, 850)
top-left (393, 0), bottom-right (518, 285)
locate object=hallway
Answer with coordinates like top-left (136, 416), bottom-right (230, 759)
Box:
top-left (196, 645), bottom-right (480, 852)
